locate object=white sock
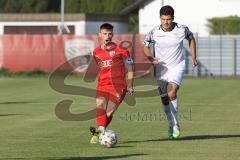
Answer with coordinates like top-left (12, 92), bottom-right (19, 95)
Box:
top-left (162, 104), bottom-right (174, 128)
top-left (169, 98), bottom-right (179, 127)
top-left (98, 126), bottom-right (106, 133)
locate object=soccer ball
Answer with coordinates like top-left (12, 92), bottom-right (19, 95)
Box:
top-left (99, 130), bottom-right (118, 148)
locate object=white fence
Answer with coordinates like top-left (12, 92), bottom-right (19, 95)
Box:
top-left (184, 35), bottom-right (240, 76)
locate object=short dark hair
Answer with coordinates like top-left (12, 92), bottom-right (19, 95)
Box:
top-left (100, 23), bottom-right (114, 30)
top-left (160, 5), bottom-right (174, 18)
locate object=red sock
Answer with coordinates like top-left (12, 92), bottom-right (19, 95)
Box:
top-left (106, 115), bottom-right (113, 127)
top-left (96, 108), bottom-right (107, 128)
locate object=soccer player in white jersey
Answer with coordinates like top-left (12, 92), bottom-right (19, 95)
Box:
top-left (143, 5), bottom-right (197, 138)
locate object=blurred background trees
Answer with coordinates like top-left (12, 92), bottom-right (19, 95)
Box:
top-left (0, 0), bottom-right (134, 14)
top-left (207, 16), bottom-right (240, 35)
top-left (0, 0), bottom-right (138, 33)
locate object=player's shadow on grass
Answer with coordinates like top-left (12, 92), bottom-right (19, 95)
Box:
top-left (0, 101), bottom-right (34, 105)
top-left (48, 153), bottom-right (148, 160)
top-left (112, 145), bottom-right (134, 148)
top-left (168, 134), bottom-right (240, 141)
top-left (122, 134), bottom-right (240, 144)
top-left (0, 113), bottom-right (25, 117)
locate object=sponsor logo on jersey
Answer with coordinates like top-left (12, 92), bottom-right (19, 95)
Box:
top-left (98, 60), bottom-right (113, 68)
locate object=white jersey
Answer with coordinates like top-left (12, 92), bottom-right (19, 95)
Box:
top-left (143, 22), bottom-right (193, 68)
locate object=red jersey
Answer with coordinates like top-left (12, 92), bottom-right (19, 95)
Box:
top-left (93, 46), bottom-right (130, 87)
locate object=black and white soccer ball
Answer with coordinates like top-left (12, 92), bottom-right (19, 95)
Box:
top-left (99, 130), bottom-right (118, 148)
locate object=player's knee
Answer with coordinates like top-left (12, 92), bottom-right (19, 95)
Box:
top-left (96, 98), bottom-right (106, 108)
top-left (161, 96), bottom-right (169, 105)
top-left (168, 92), bottom-right (177, 101)
top-left (167, 83), bottom-right (178, 100)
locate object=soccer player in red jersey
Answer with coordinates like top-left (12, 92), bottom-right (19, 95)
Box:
top-left (89, 23), bottom-right (134, 143)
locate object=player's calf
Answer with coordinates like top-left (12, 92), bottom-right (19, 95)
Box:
top-left (157, 80), bottom-right (169, 105)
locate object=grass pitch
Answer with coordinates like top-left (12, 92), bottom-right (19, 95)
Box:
top-left (0, 76), bottom-right (240, 160)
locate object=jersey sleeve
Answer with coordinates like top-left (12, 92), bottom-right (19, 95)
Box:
top-left (91, 49), bottom-right (103, 66)
top-left (143, 29), bottom-right (155, 47)
top-left (184, 26), bottom-right (193, 41)
top-left (121, 49), bottom-right (133, 66)
top-left (83, 49), bottom-right (99, 82)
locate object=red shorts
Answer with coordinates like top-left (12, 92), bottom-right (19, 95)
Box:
top-left (96, 85), bottom-right (127, 106)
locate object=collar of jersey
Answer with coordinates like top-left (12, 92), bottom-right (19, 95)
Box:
top-left (160, 22), bottom-right (176, 32)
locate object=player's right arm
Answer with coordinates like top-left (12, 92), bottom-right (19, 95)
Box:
top-left (143, 46), bottom-right (158, 65)
top-left (83, 50), bottom-right (99, 82)
top-left (143, 30), bottom-right (158, 65)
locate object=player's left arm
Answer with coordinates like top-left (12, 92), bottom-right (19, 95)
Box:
top-left (185, 26), bottom-right (198, 67)
top-left (126, 64), bottom-right (134, 95)
top-left (123, 51), bottom-right (134, 95)
top-left (188, 37), bottom-right (197, 67)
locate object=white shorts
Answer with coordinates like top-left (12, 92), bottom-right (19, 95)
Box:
top-left (155, 60), bottom-right (185, 86)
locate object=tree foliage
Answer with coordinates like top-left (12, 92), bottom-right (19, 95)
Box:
top-left (65, 0), bottom-right (135, 13)
top-left (0, 0), bottom-right (60, 13)
top-left (207, 16), bottom-right (240, 35)
top-left (0, 0), bottom-right (134, 13)
top-left (0, 0), bottom-right (137, 33)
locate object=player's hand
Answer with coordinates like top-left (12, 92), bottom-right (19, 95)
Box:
top-left (192, 58), bottom-right (198, 67)
top-left (152, 58), bottom-right (159, 65)
top-left (127, 86), bottom-right (134, 95)
top-left (147, 56), bottom-right (159, 65)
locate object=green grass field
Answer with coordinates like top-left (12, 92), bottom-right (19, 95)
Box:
top-left (0, 76), bottom-right (240, 160)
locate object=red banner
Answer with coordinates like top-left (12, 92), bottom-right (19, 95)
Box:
top-left (0, 36), bottom-right (3, 68)
top-left (0, 34), bottom-right (151, 75)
